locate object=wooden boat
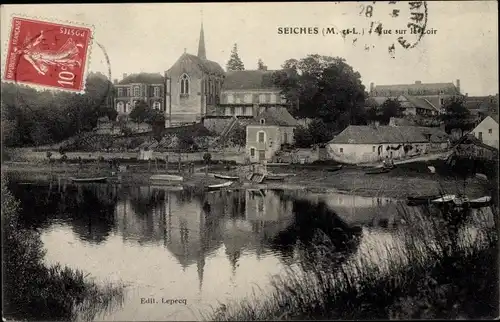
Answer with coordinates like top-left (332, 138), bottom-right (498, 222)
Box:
top-left (150, 174), bottom-right (183, 182)
top-left (247, 173), bottom-right (265, 183)
top-left (327, 165), bottom-right (343, 172)
top-left (407, 194), bottom-right (442, 206)
top-left (150, 185), bottom-right (184, 191)
top-left (467, 196), bottom-right (492, 209)
top-left (265, 175), bottom-right (285, 181)
top-left (431, 195), bottom-right (456, 204)
top-left (207, 181), bottom-right (233, 190)
top-left (365, 167), bottom-right (391, 175)
top-left (214, 174), bottom-right (239, 180)
top-left (70, 177), bottom-right (108, 183)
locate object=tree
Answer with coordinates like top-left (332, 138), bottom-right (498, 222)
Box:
top-left (129, 100), bottom-right (158, 125)
top-left (293, 119), bottom-right (333, 148)
top-left (226, 44), bottom-right (245, 71)
top-left (378, 98), bottom-right (403, 125)
top-left (273, 55), bottom-right (366, 131)
top-left (230, 126), bottom-right (246, 146)
top-left (440, 96), bottom-right (474, 133)
top-left (257, 59), bottom-right (266, 71)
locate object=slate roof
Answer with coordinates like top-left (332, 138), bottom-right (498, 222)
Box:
top-left (223, 70), bottom-right (279, 90)
top-left (328, 125), bottom-right (449, 144)
top-left (118, 73), bottom-right (164, 85)
top-left (372, 82), bottom-right (460, 96)
top-left (250, 107), bottom-right (298, 127)
top-left (402, 95), bottom-right (439, 111)
top-left (183, 53), bottom-right (225, 75)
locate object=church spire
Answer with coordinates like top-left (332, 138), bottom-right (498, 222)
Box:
top-left (197, 11), bottom-right (206, 60)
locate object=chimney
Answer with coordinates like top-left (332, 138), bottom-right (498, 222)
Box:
top-left (113, 79), bottom-right (118, 85)
top-left (456, 79), bottom-right (460, 93)
top-left (370, 82), bottom-right (374, 93)
top-left (415, 80), bottom-right (422, 85)
top-left (466, 93), bottom-right (468, 97)
top-left (123, 73), bottom-right (127, 79)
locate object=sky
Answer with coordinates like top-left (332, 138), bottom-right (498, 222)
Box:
top-left (1, 1), bottom-right (498, 96)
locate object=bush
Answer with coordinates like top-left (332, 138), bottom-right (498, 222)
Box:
top-left (1, 176), bottom-right (124, 320)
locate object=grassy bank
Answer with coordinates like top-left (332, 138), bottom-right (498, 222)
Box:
top-left (207, 204), bottom-right (498, 320)
top-left (1, 176), bottom-right (125, 321)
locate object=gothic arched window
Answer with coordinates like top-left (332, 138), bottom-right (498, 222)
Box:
top-left (180, 74), bottom-right (190, 95)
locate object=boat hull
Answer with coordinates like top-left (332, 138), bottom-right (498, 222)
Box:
top-left (150, 175), bottom-right (183, 182)
top-left (207, 181), bottom-right (233, 191)
top-left (214, 174), bottom-right (239, 180)
top-left (70, 177), bottom-right (108, 183)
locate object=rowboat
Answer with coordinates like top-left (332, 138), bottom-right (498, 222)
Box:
top-left (467, 196), bottom-right (492, 209)
top-left (214, 174), bottom-right (239, 180)
top-left (150, 185), bottom-right (184, 191)
top-left (407, 194), bottom-right (442, 206)
top-left (265, 175), bottom-right (285, 181)
top-left (365, 167), bottom-right (391, 175)
top-left (207, 181), bottom-right (233, 191)
top-left (431, 195), bottom-right (457, 203)
top-left (327, 165), bottom-right (343, 172)
top-left (70, 177), bottom-right (108, 183)
top-left (150, 174), bottom-right (184, 183)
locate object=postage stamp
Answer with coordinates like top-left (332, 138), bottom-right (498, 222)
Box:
top-left (3, 16), bottom-right (93, 93)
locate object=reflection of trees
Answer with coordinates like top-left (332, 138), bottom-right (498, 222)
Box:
top-left (10, 181), bottom-right (117, 245)
top-left (270, 199), bottom-right (362, 270)
top-left (127, 186), bottom-right (167, 217)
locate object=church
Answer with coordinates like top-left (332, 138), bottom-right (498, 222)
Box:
top-left (113, 22), bottom-right (287, 128)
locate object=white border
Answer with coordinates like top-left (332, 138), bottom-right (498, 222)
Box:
top-left (1, 13), bottom-right (95, 95)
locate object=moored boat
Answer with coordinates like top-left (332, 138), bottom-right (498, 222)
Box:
top-left (207, 181), bottom-right (233, 191)
top-left (150, 174), bottom-right (184, 185)
top-left (214, 174), bottom-right (240, 180)
top-left (327, 165), bottom-right (343, 172)
top-left (365, 167), bottom-right (391, 175)
top-left (467, 196), bottom-right (492, 209)
top-left (70, 177), bottom-right (108, 183)
top-left (431, 194), bottom-right (456, 203)
top-left (407, 194), bottom-right (442, 206)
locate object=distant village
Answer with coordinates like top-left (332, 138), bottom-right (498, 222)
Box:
top-left (30, 23), bottom-right (500, 165)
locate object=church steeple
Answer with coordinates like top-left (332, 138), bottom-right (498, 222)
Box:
top-left (197, 12), bottom-right (206, 60)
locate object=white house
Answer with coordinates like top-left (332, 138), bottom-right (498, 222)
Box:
top-left (327, 125), bottom-right (449, 164)
top-left (470, 115), bottom-right (499, 149)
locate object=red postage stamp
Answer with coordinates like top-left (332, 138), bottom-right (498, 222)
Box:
top-left (3, 16), bottom-right (93, 93)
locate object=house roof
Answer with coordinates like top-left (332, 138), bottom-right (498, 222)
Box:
top-left (183, 53), bottom-right (225, 75)
top-left (454, 134), bottom-right (499, 152)
top-left (328, 125), bottom-right (449, 144)
top-left (372, 82), bottom-right (460, 96)
top-left (401, 95), bottom-right (439, 111)
top-left (118, 73), bottom-right (164, 85)
top-left (222, 70), bottom-right (279, 90)
top-left (250, 107), bottom-right (297, 127)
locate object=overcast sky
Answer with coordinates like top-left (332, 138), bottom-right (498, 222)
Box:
top-left (1, 2), bottom-right (498, 96)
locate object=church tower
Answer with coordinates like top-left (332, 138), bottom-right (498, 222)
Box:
top-left (197, 22), bottom-right (206, 60)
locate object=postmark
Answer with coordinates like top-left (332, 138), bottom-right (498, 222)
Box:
top-left (3, 16), bottom-right (94, 93)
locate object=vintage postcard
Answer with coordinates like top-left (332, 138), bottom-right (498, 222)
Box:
top-left (1, 2), bottom-right (498, 321)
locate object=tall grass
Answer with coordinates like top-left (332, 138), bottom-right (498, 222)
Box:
top-left (1, 175), bottom-right (125, 321)
top-left (208, 202), bottom-right (498, 321)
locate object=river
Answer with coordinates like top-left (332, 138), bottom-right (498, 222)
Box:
top-left (8, 179), bottom-right (491, 321)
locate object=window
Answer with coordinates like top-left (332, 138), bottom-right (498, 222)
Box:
top-left (125, 102), bottom-right (131, 113)
top-left (227, 94), bottom-right (234, 104)
top-left (153, 87), bottom-right (160, 97)
top-left (478, 132), bottom-right (483, 141)
top-left (117, 88), bottom-right (124, 96)
top-left (180, 74), bottom-right (190, 95)
top-left (117, 101), bottom-right (124, 113)
top-left (284, 132), bottom-right (288, 144)
top-left (259, 94), bottom-right (266, 103)
top-left (372, 146), bottom-right (376, 152)
top-left (230, 107), bottom-right (235, 115)
top-left (260, 119), bottom-right (265, 125)
top-left (134, 86), bottom-right (140, 97)
top-left (126, 87), bottom-right (131, 96)
top-left (153, 101), bottom-right (161, 110)
top-left (339, 147), bottom-right (344, 153)
top-left (235, 95), bottom-right (242, 104)
top-left (440, 98), bottom-right (444, 106)
top-left (258, 132), bottom-right (265, 143)
top-left (270, 94), bottom-right (277, 104)
top-left (488, 129), bottom-right (492, 134)
top-left (244, 94), bottom-right (253, 103)
top-left (250, 148), bottom-right (255, 157)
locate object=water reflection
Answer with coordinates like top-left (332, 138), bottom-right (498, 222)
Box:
top-left (9, 180), bottom-right (404, 321)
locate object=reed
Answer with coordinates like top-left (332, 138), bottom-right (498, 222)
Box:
top-left (207, 202), bottom-right (498, 321)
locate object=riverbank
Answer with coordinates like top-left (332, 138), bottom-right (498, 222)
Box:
top-left (207, 206), bottom-right (499, 320)
top-left (2, 160), bottom-right (490, 199)
top-left (1, 176), bottom-right (125, 321)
